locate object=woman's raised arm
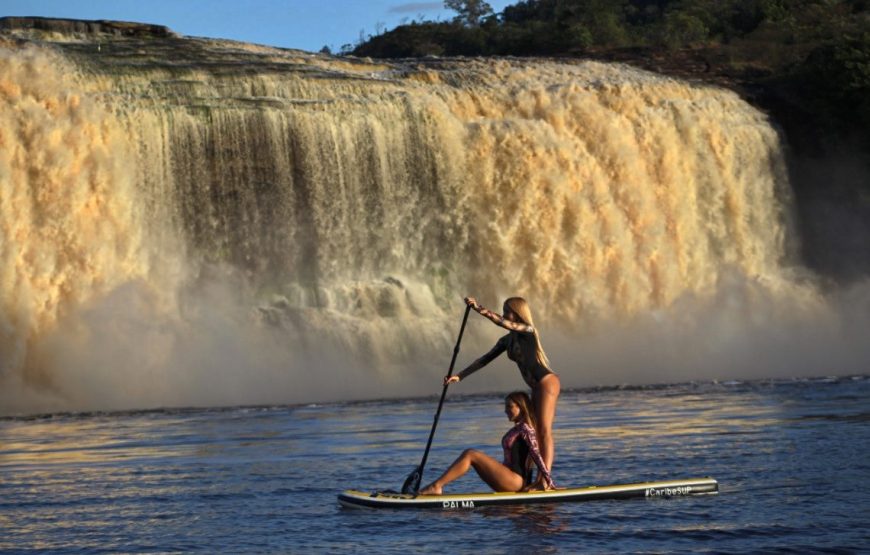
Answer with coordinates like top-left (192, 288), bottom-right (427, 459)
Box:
top-left (465, 297), bottom-right (535, 334)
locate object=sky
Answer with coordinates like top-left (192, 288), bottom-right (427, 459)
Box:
top-left (2, 0), bottom-right (516, 53)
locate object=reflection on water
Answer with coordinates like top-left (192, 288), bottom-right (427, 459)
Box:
top-left (1, 376), bottom-right (868, 553)
top-left (482, 504), bottom-right (571, 537)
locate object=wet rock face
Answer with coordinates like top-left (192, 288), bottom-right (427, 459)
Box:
top-left (0, 16), bottom-right (177, 38)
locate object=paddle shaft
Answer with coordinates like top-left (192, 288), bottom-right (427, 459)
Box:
top-left (415, 304), bottom-right (472, 482)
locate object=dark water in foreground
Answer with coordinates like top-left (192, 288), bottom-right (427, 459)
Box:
top-left (2, 376), bottom-right (869, 554)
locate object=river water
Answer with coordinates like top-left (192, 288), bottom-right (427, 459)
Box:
top-left (2, 376), bottom-right (868, 553)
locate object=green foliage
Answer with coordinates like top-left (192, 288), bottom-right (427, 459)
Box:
top-left (445, 0), bottom-right (495, 26)
top-left (659, 11), bottom-right (709, 50)
top-left (353, 22), bottom-right (488, 57)
top-left (791, 31), bottom-right (870, 140)
top-left (358, 0), bottom-right (846, 57)
top-left (564, 23), bottom-right (594, 50)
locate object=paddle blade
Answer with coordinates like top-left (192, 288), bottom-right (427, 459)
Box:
top-left (401, 467), bottom-right (422, 494)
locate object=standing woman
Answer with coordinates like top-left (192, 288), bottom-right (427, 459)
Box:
top-left (445, 296), bottom-right (560, 488)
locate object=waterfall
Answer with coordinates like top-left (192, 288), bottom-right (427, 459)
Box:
top-left (0, 36), bottom-right (865, 414)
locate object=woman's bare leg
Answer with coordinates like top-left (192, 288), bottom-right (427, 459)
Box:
top-left (533, 373), bottom-right (561, 471)
top-left (419, 449), bottom-right (524, 494)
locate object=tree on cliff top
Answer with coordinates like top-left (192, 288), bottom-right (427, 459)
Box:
top-left (445, 0), bottom-right (494, 26)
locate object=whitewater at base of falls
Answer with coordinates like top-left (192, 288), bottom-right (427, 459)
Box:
top-left (0, 35), bottom-right (868, 415)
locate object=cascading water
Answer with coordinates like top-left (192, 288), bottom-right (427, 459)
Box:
top-left (0, 30), bottom-right (867, 415)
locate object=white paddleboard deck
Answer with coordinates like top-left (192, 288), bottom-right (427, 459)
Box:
top-left (339, 477), bottom-right (718, 510)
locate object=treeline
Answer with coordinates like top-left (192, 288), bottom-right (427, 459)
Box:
top-left (353, 0), bottom-right (870, 151)
top-left (354, 0), bottom-right (867, 58)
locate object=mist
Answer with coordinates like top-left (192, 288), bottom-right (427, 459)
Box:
top-left (3, 265), bottom-right (867, 416)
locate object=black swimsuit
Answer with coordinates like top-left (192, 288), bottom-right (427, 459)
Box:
top-left (459, 332), bottom-right (554, 388)
top-left (504, 332), bottom-right (553, 387)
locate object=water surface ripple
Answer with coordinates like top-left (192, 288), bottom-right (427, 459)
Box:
top-left (2, 377), bottom-right (868, 553)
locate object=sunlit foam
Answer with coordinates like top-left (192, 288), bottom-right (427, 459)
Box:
top-left (0, 42), bottom-right (867, 415)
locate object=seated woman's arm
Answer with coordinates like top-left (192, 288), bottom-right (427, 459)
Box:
top-left (520, 423), bottom-right (555, 489)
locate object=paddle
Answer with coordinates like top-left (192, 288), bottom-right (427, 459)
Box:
top-left (401, 303), bottom-right (472, 494)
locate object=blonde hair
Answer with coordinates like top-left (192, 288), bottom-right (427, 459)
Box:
top-left (504, 297), bottom-right (534, 327)
top-left (505, 391), bottom-right (537, 430)
top-left (503, 296), bottom-right (551, 370)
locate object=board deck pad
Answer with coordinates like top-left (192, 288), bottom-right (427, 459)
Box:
top-left (338, 477), bottom-right (718, 510)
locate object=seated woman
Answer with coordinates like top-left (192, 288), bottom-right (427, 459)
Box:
top-left (419, 391), bottom-right (555, 495)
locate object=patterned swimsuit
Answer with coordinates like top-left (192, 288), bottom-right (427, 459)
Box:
top-left (501, 422), bottom-right (554, 488)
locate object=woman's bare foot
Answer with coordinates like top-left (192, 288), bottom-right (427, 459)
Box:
top-left (522, 478), bottom-right (544, 492)
top-left (418, 483), bottom-right (442, 495)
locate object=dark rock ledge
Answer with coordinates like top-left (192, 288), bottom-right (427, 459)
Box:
top-left (0, 16), bottom-right (177, 38)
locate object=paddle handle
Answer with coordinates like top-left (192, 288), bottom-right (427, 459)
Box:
top-left (416, 303), bottom-right (472, 477)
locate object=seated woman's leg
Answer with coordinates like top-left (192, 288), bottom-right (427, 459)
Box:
top-left (420, 449), bottom-right (524, 494)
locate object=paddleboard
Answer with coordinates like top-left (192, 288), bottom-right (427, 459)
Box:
top-left (338, 477), bottom-right (718, 510)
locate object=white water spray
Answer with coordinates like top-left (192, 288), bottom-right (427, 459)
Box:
top-left (0, 37), bottom-right (866, 415)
